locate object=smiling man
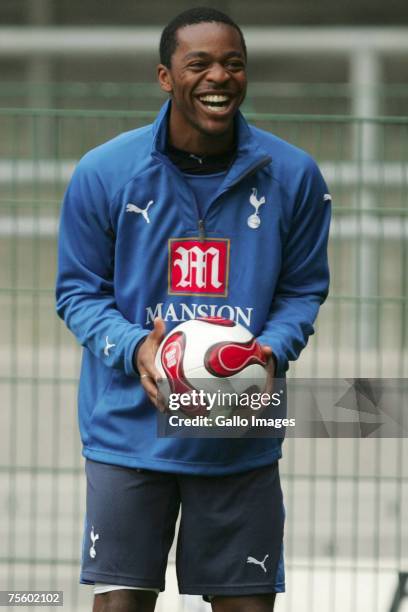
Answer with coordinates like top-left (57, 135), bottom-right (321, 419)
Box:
top-left (56, 7), bottom-right (331, 612)
top-left (158, 18), bottom-right (247, 151)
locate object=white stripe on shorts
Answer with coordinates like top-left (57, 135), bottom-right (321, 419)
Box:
top-left (94, 583), bottom-right (160, 595)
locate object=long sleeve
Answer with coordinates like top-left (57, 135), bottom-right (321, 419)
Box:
top-left (257, 157), bottom-right (331, 374)
top-left (56, 159), bottom-right (149, 377)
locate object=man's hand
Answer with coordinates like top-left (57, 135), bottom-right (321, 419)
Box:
top-left (260, 345), bottom-right (276, 394)
top-left (134, 318), bottom-right (166, 411)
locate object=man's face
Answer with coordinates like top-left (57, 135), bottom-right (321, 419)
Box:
top-left (158, 22), bottom-right (247, 138)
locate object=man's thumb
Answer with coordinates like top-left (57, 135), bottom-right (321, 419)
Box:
top-left (151, 317), bottom-right (166, 343)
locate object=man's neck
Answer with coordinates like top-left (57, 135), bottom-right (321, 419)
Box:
top-left (167, 112), bottom-right (235, 156)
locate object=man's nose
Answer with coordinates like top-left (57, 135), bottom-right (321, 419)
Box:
top-left (206, 63), bottom-right (230, 83)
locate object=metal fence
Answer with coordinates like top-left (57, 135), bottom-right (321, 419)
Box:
top-left (1, 81), bottom-right (408, 116)
top-left (0, 108), bottom-right (407, 611)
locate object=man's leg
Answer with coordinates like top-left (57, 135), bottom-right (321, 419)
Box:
top-left (177, 463), bottom-right (285, 603)
top-left (211, 593), bottom-right (276, 612)
top-left (93, 589), bottom-right (157, 612)
top-left (80, 461), bottom-right (180, 611)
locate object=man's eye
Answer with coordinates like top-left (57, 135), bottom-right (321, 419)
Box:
top-left (189, 62), bottom-right (206, 70)
top-left (226, 62), bottom-right (245, 70)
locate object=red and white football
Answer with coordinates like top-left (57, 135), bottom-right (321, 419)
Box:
top-left (154, 316), bottom-right (267, 414)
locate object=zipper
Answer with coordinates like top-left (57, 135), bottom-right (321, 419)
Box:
top-left (153, 151), bottom-right (208, 241)
top-left (198, 219), bottom-right (206, 242)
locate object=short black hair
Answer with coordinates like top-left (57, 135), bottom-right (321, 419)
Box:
top-left (159, 7), bottom-right (247, 68)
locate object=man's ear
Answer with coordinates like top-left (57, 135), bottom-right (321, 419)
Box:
top-left (157, 64), bottom-right (173, 94)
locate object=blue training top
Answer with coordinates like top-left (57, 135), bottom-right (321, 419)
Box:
top-left (56, 100), bottom-right (331, 475)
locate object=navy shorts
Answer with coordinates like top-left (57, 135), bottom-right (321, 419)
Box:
top-left (80, 459), bottom-right (285, 598)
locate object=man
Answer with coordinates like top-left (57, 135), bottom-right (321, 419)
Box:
top-left (56, 7), bottom-right (331, 612)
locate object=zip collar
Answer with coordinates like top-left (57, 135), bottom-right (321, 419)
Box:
top-left (151, 100), bottom-right (272, 189)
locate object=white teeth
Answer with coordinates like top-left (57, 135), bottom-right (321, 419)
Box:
top-left (199, 95), bottom-right (229, 103)
top-left (205, 105), bottom-right (227, 112)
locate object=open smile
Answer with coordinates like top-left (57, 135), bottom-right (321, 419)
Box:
top-left (196, 93), bottom-right (235, 115)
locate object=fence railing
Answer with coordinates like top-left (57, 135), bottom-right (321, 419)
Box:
top-left (1, 81), bottom-right (408, 116)
top-left (0, 109), bottom-right (407, 611)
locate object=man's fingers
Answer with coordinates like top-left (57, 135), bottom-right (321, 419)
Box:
top-left (136, 319), bottom-right (165, 378)
top-left (140, 360), bottom-right (163, 385)
top-left (259, 344), bottom-right (275, 394)
top-left (261, 344), bottom-right (273, 359)
top-left (260, 344), bottom-right (276, 372)
top-left (140, 375), bottom-right (162, 408)
top-left (137, 318), bottom-right (167, 411)
top-left (140, 372), bottom-right (166, 412)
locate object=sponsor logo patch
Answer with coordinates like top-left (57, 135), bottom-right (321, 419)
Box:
top-left (168, 238), bottom-right (229, 297)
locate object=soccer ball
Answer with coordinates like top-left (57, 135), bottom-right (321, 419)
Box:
top-left (154, 316), bottom-right (267, 415)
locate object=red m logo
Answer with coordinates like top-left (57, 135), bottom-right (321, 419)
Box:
top-left (168, 238), bottom-right (229, 296)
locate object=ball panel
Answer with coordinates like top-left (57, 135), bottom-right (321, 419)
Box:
top-left (173, 318), bottom-right (253, 373)
top-left (204, 339), bottom-right (267, 377)
top-left (157, 330), bottom-right (208, 416)
top-left (159, 330), bottom-right (193, 396)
